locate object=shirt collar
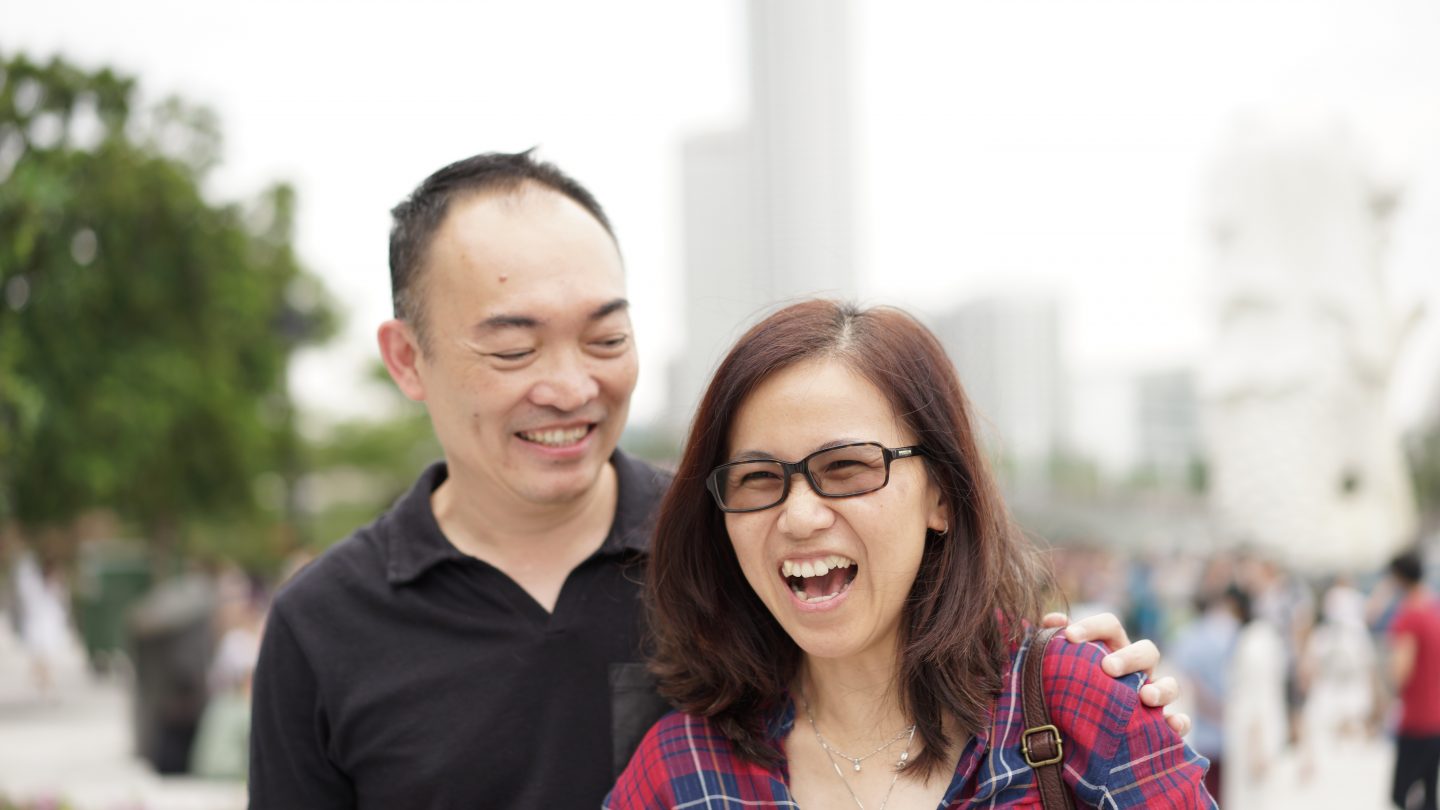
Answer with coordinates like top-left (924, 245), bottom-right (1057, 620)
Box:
top-left (383, 449), bottom-right (664, 586)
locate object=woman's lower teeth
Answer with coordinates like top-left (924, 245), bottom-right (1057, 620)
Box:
top-left (792, 584), bottom-right (840, 602)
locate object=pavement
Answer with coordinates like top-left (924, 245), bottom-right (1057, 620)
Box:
top-left (0, 611), bottom-right (1401, 809)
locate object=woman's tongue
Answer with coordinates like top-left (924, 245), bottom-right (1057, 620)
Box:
top-left (795, 567), bottom-right (850, 599)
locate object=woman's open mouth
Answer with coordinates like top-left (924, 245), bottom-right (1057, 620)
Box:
top-left (781, 555), bottom-right (858, 604)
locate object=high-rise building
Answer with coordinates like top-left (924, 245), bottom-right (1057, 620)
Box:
top-left (746, 0), bottom-right (856, 301)
top-left (932, 295), bottom-right (1064, 497)
top-left (1135, 369), bottom-right (1201, 491)
top-left (666, 0), bottom-right (858, 436)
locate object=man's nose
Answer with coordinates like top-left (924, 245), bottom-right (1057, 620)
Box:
top-left (776, 473), bottom-right (835, 539)
top-left (529, 353), bottom-right (600, 412)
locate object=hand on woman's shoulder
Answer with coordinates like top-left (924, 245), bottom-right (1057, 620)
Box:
top-left (1035, 633), bottom-right (1215, 808)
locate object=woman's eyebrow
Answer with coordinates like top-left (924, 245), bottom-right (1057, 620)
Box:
top-left (725, 438), bottom-right (866, 463)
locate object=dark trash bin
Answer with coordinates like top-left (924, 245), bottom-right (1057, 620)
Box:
top-left (73, 542), bottom-right (153, 671)
top-left (129, 574), bottom-right (216, 774)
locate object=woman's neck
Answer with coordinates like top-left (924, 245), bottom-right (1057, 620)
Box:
top-left (798, 650), bottom-right (911, 750)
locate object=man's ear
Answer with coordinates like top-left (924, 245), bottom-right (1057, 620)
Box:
top-left (377, 319), bottom-right (427, 402)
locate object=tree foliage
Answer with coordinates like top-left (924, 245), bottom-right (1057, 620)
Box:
top-left (0, 52), bottom-right (335, 559)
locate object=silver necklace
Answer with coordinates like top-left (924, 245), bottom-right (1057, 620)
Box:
top-left (800, 693), bottom-right (917, 810)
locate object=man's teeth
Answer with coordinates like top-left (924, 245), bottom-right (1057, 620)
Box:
top-left (781, 555), bottom-right (855, 579)
top-left (519, 426), bottom-right (589, 447)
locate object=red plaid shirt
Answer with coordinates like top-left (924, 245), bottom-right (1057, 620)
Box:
top-left (606, 632), bottom-right (1214, 808)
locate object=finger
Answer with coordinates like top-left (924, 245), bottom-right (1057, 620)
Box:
top-left (1139, 676), bottom-right (1180, 708)
top-left (1165, 709), bottom-right (1192, 737)
top-left (1065, 612), bottom-right (1129, 647)
top-left (1041, 612), bottom-right (1069, 629)
top-left (1101, 638), bottom-right (1159, 678)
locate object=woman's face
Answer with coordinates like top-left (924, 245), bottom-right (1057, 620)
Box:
top-left (721, 358), bottom-right (948, 664)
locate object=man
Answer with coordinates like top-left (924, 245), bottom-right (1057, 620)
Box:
top-left (1387, 550), bottom-right (1440, 810)
top-left (248, 150), bottom-right (1182, 809)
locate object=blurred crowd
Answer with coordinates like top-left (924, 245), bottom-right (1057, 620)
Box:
top-left (1054, 540), bottom-right (1440, 808)
top-left (4, 537), bottom-right (1438, 804)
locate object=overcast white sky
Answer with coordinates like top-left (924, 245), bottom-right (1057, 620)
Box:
top-left (6, 0), bottom-right (1439, 436)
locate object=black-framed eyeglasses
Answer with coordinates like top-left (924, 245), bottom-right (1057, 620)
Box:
top-left (705, 442), bottom-right (926, 513)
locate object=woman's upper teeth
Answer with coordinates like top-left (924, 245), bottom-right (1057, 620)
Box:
top-left (781, 555), bottom-right (855, 578)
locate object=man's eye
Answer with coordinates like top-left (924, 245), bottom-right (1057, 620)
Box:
top-left (488, 349), bottom-right (534, 361)
top-left (592, 335), bottom-right (629, 351)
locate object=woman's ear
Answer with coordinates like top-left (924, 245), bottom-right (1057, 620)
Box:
top-left (927, 489), bottom-right (951, 537)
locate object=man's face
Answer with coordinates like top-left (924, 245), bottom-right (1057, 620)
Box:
top-left (403, 185), bottom-right (637, 506)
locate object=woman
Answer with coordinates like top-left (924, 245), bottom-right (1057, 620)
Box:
top-left (609, 301), bottom-right (1213, 808)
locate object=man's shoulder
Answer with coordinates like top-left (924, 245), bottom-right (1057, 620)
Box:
top-left (611, 450), bottom-right (674, 552)
top-left (1393, 596), bottom-right (1440, 635)
top-left (271, 517), bottom-right (391, 616)
top-left (273, 462), bottom-right (447, 615)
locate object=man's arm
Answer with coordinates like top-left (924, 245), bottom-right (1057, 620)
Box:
top-left (249, 607), bottom-right (355, 810)
top-left (1044, 611), bottom-right (1190, 736)
top-left (1390, 631), bottom-right (1418, 688)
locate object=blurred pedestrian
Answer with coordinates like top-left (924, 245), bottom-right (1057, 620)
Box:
top-left (193, 568), bottom-right (263, 779)
top-left (1173, 587), bottom-right (1242, 799)
top-left (1243, 553), bottom-right (1315, 745)
top-left (1386, 550), bottom-right (1440, 810)
top-left (1301, 578), bottom-right (1380, 753)
top-left (1223, 584), bottom-right (1288, 810)
top-left (13, 550), bottom-right (70, 698)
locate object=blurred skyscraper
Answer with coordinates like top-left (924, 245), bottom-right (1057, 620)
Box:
top-left (1136, 369), bottom-right (1202, 491)
top-left (932, 295), bottom-right (1064, 498)
top-left (666, 0), bottom-right (857, 439)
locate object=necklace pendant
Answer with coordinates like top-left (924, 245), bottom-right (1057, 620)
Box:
top-left (853, 758), bottom-right (862, 772)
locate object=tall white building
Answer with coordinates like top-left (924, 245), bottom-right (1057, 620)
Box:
top-left (747, 0), bottom-right (857, 301)
top-left (666, 0), bottom-right (858, 436)
top-left (1136, 369), bottom-right (1201, 491)
top-left (932, 295), bottom-right (1064, 497)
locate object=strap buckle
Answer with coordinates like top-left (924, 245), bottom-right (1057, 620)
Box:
top-left (1022, 723), bottom-right (1064, 767)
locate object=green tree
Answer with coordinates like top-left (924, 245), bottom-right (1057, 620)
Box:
top-left (0, 52), bottom-right (335, 566)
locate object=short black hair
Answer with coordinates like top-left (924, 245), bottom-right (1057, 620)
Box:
top-left (387, 149), bottom-right (615, 345)
top-left (1390, 550), bottom-right (1425, 587)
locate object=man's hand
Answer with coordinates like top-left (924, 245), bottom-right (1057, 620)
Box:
top-left (1042, 611), bottom-right (1192, 737)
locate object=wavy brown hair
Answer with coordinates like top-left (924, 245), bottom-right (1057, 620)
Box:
top-left (647, 299), bottom-right (1051, 775)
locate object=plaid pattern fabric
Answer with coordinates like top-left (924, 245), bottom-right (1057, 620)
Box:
top-left (606, 632), bottom-right (1215, 808)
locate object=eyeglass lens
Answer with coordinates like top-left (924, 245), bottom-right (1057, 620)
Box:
top-left (715, 443), bottom-right (889, 511)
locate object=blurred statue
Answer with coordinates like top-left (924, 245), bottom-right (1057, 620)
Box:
top-left (1202, 114), bottom-right (1419, 571)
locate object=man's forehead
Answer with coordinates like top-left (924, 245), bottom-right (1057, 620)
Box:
top-left (443, 183), bottom-right (611, 245)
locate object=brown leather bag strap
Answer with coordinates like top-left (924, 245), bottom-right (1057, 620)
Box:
top-left (1022, 626), bottom-right (1075, 810)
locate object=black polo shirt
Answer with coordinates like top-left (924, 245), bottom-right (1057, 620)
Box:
top-left (248, 451), bottom-right (673, 810)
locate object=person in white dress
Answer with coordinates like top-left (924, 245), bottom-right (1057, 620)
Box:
top-left (13, 550), bottom-right (72, 697)
top-left (1224, 584), bottom-right (1289, 810)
